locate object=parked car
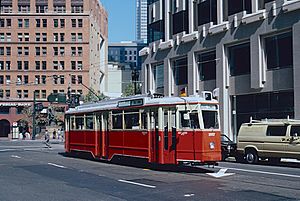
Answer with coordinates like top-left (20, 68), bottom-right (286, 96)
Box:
top-left (221, 134), bottom-right (237, 160)
top-left (237, 119), bottom-right (300, 164)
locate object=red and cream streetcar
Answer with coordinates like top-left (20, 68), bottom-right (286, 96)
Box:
top-left (64, 91), bottom-right (221, 165)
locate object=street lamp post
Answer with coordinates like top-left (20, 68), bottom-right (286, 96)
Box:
top-left (32, 90), bottom-right (36, 140)
top-left (132, 69), bottom-right (140, 95)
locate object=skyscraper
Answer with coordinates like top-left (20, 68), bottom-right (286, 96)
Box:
top-left (136, 0), bottom-right (148, 43)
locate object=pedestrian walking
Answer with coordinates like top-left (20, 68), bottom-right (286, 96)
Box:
top-left (44, 130), bottom-right (51, 148)
top-left (57, 129), bottom-right (61, 139)
top-left (53, 129), bottom-right (56, 139)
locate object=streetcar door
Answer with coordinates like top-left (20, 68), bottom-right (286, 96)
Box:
top-left (150, 111), bottom-right (159, 163)
top-left (163, 108), bottom-right (176, 164)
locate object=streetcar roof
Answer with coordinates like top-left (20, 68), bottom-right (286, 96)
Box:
top-left (65, 94), bottom-right (218, 115)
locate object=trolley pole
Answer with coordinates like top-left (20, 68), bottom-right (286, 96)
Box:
top-left (32, 91), bottom-right (36, 140)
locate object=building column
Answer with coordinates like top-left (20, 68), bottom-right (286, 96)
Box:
top-left (48, 0), bottom-right (53, 12)
top-left (250, 34), bottom-right (265, 89)
top-left (293, 22), bottom-right (300, 119)
top-left (188, 0), bottom-right (194, 33)
top-left (252, 0), bottom-right (258, 13)
top-left (164, 58), bottom-right (173, 97)
top-left (217, 0), bottom-right (224, 24)
top-left (66, 0), bottom-right (71, 13)
top-left (216, 42), bottom-right (232, 139)
top-left (187, 51), bottom-right (198, 96)
top-left (164, 0), bottom-right (170, 41)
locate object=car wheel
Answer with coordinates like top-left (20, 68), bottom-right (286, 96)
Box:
top-left (245, 149), bottom-right (258, 164)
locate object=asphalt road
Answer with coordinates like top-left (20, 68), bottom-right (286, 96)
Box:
top-left (0, 140), bottom-right (300, 201)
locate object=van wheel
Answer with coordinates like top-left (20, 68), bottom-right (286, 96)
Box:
top-left (245, 150), bottom-right (258, 164)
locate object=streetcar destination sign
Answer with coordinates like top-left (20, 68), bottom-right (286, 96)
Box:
top-left (118, 99), bottom-right (144, 108)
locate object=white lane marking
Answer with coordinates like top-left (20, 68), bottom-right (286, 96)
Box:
top-left (184, 194), bottom-right (195, 197)
top-left (218, 166), bottom-right (300, 179)
top-left (207, 168), bottom-right (235, 178)
top-left (118, 179), bottom-right (156, 189)
top-left (0, 149), bottom-right (16, 152)
top-left (47, 163), bottom-right (66, 169)
top-left (11, 155), bottom-right (21, 159)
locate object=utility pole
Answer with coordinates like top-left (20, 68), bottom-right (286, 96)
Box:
top-left (32, 91), bottom-right (36, 140)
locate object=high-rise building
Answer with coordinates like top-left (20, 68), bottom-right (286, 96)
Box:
top-left (0, 0), bottom-right (108, 138)
top-left (136, 0), bottom-right (148, 43)
top-left (141, 0), bottom-right (300, 141)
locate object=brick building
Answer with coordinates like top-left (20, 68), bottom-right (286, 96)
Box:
top-left (0, 0), bottom-right (108, 138)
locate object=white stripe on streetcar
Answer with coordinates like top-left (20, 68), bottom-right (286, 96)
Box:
top-left (47, 163), bottom-right (66, 169)
top-left (118, 179), bottom-right (156, 188)
top-left (11, 155), bottom-right (21, 159)
top-left (218, 166), bottom-right (300, 179)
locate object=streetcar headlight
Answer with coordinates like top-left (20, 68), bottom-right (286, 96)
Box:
top-left (227, 145), bottom-right (231, 150)
top-left (209, 142), bottom-right (215, 150)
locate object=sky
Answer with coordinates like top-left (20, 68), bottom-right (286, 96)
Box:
top-left (100, 0), bottom-right (136, 43)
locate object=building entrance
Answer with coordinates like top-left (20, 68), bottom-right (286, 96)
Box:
top-left (0, 119), bottom-right (10, 137)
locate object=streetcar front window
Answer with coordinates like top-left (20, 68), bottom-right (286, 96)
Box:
top-left (202, 111), bottom-right (219, 129)
top-left (75, 116), bottom-right (84, 129)
top-left (125, 112), bottom-right (139, 129)
top-left (179, 111), bottom-right (200, 129)
top-left (85, 116), bottom-right (94, 130)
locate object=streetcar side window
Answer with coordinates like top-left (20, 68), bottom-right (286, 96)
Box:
top-left (141, 112), bottom-right (148, 129)
top-left (70, 116), bottom-right (75, 130)
top-left (112, 111), bottom-right (123, 129)
top-left (179, 111), bottom-right (199, 129)
top-left (180, 111), bottom-right (190, 128)
top-left (85, 116), bottom-right (94, 130)
top-left (75, 116), bottom-right (84, 129)
top-left (124, 110), bottom-right (139, 129)
top-left (202, 111), bottom-right (219, 129)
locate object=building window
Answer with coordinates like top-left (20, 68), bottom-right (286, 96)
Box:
top-left (53, 47), bottom-right (58, 56)
top-left (24, 33), bottom-right (29, 41)
top-left (0, 47), bottom-right (4, 55)
top-left (24, 19), bottom-right (29, 28)
top-left (17, 75), bottom-right (22, 85)
top-left (0, 76), bottom-right (3, 84)
top-left (60, 76), bottom-right (65, 84)
top-left (6, 19), bottom-right (11, 27)
top-left (36, 33), bottom-right (41, 41)
top-left (36, 19), bottom-right (41, 27)
top-left (228, 42), bottom-right (251, 76)
top-left (228, 0), bottom-right (251, 16)
top-left (24, 47), bottom-right (29, 56)
top-left (42, 19), bottom-right (47, 27)
top-left (71, 61), bottom-right (76, 70)
top-left (71, 47), bottom-right (76, 56)
top-left (173, 58), bottom-right (188, 85)
top-left (42, 75), bottom-right (46, 84)
top-left (53, 19), bottom-right (59, 28)
top-left (42, 47), bottom-right (47, 56)
top-left (35, 61), bottom-right (40, 70)
top-left (265, 32), bottom-right (293, 70)
top-left (42, 33), bottom-right (47, 41)
top-left (18, 19), bottom-right (23, 27)
top-left (53, 61), bottom-right (58, 70)
top-left (6, 75), bottom-right (10, 85)
top-left (198, 51), bottom-right (216, 81)
top-left (198, 0), bottom-right (217, 26)
top-left (6, 33), bottom-right (11, 42)
top-left (71, 33), bottom-right (76, 42)
top-left (35, 75), bottom-right (40, 84)
top-left (77, 61), bottom-right (82, 70)
top-left (77, 47), bottom-right (83, 56)
top-left (6, 47), bottom-right (11, 55)
top-left (0, 33), bottom-right (4, 42)
top-left (42, 61), bottom-right (47, 70)
top-left (18, 61), bottom-right (22, 70)
top-left (18, 33), bottom-right (23, 42)
top-left (77, 33), bottom-right (83, 42)
top-left (153, 63), bottom-right (164, 94)
top-left (60, 33), bottom-right (65, 42)
top-left (78, 75), bottom-right (82, 84)
top-left (78, 19), bottom-right (83, 27)
top-left (72, 19), bottom-right (76, 27)
top-left (59, 61), bottom-right (65, 70)
top-left (71, 75), bottom-right (76, 84)
top-left (60, 19), bottom-right (65, 28)
top-left (42, 90), bottom-right (46, 99)
top-left (6, 61), bottom-right (10, 70)
top-left (0, 19), bottom-right (4, 27)
top-left (5, 90), bottom-right (10, 98)
top-left (24, 90), bottom-right (28, 98)
top-left (54, 33), bottom-right (59, 42)
top-left (24, 61), bottom-right (29, 70)
top-left (35, 47), bottom-right (41, 56)
top-left (24, 75), bottom-right (28, 84)
top-left (172, 9), bottom-right (189, 35)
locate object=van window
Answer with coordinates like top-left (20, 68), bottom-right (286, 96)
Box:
top-left (290, 126), bottom-right (300, 137)
top-left (266, 126), bottom-right (287, 136)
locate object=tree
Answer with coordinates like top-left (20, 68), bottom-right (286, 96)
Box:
top-left (84, 90), bottom-right (108, 103)
top-left (122, 83), bottom-right (135, 97)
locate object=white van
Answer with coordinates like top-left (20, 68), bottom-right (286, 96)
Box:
top-left (237, 119), bottom-right (300, 164)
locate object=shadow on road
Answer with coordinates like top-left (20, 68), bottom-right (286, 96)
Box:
top-left (59, 151), bottom-right (214, 174)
